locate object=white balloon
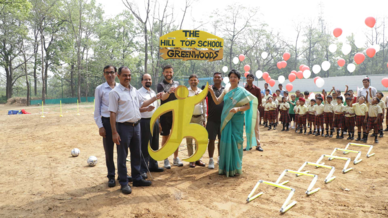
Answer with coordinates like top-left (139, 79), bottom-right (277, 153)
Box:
top-left (222, 66), bottom-right (228, 73)
top-left (321, 61), bottom-right (331, 71)
top-left (342, 44), bottom-right (352, 55)
top-left (329, 44), bottom-right (337, 53)
top-left (261, 52), bottom-right (268, 59)
top-left (308, 93), bottom-right (316, 100)
top-left (347, 63), bottom-right (356, 73)
top-left (71, 148), bottom-right (80, 157)
top-left (255, 70), bottom-right (263, 79)
top-left (223, 77), bottom-right (229, 84)
top-left (278, 75), bottom-right (285, 84)
top-left (355, 40), bottom-right (365, 49)
top-left (316, 78), bottom-right (325, 88)
top-left (312, 65), bottom-right (321, 74)
top-left (225, 83), bottom-right (231, 91)
top-left (372, 44), bottom-right (380, 53)
top-left (303, 70), bottom-right (311, 79)
top-left (233, 57), bottom-right (239, 64)
top-left (87, 156), bottom-right (98, 167)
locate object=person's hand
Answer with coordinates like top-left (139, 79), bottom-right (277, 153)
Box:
top-left (156, 92), bottom-right (163, 99)
top-left (99, 127), bottom-right (106, 138)
top-left (332, 86), bottom-right (335, 91)
top-left (366, 91), bottom-right (369, 95)
top-left (169, 86), bottom-right (176, 93)
top-left (202, 121), bottom-right (206, 127)
top-left (322, 89), bottom-right (325, 93)
top-left (345, 85), bottom-right (348, 89)
top-left (374, 120), bottom-right (378, 124)
top-left (113, 132), bottom-right (121, 145)
top-left (147, 105), bottom-right (155, 112)
top-left (230, 107), bottom-right (239, 113)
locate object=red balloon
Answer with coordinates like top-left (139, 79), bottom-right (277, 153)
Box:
top-left (265, 76), bottom-right (272, 83)
top-left (302, 66), bottom-right (310, 72)
top-left (285, 83), bottom-right (293, 92)
top-left (366, 48), bottom-right (376, 58)
top-left (382, 78), bottom-right (388, 88)
top-left (263, 72), bottom-right (269, 80)
top-left (314, 76), bottom-right (321, 84)
top-left (337, 59), bottom-right (345, 67)
top-left (299, 64), bottom-right (305, 71)
top-left (296, 71), bottom-right (303, 79)
top-left (244, 72), bottom-right (249, 77)
top-left (277, 62), bottom-right (282, 69)
top-left (244, 65), bottom-right (250, 72)
top-left (354, 53), bottom-right (365, 65)
top-left (268, 79), bottom-right (276, 87)
top-left (281, 61), bottom-right (287, 69)
top-left (333, 28), bottom-right (342, 38)
top-left (283, 52), bottom-right (291, 61)
top-left (239, 54), bottom-right (245, 62)
top-left (288, 73), bottom-right (296, 82)
top-left (291, 70), bottom-right (297, 74)
top-left (365, 17), bottom-right (376, 28)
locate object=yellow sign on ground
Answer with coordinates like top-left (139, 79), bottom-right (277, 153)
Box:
top-left (159, 30), bottom-right (223, 61)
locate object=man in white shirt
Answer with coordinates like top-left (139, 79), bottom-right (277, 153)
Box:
top-left (186, 74), bottom-right (207, 168)
top-left (109, 67), bottom-right (161, 194)
top-left (94, 65), bottom-right (128, 188)
top-left (358, 77), bottom-right (377, 104)
top-left (137, 74), bottom-right (164, 178)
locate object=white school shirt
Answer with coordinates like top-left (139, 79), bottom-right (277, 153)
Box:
top-left (188, 86), bottom-right (207, 118)
top-left (94, 82), bottom-right (117, 128)
top-left (108, 83), bottom-right (143, 123)
top-left (137, 86), bottom-right (159, 119)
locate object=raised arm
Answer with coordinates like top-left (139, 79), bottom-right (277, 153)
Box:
top-left (345, 85), bottom-right (349, 94)
top-left (209, 86), bottom-right (226, 105)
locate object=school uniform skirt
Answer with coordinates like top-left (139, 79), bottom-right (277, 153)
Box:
top-left (324, 112), bottom-right (333, 126)
top-left (280, 110), bottom-right (290, 124)
top-left (333, 114), bottom-right (344, 129)
top-left (315, 114), bottom-right (324, 127)
top-left (259, 106), bottom-right (264, 118)
top-left (308, 113), bottom-right (315, 123)
top-left (345, 116), bottom-right (355, 131)
top-left (355, 115), bottom-right (366, 127)
top-left (299, 114), bottom-right (307, 126)
top-left (367, 117), bottom-right (380, 130)
top-left (267, 110), bottom-right (277, 120)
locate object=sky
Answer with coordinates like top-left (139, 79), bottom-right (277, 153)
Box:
top-left (97, 0), bottom-right (388, 46)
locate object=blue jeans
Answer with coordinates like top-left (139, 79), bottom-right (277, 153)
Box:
top-left (117, 123), bottom-right (142, 187)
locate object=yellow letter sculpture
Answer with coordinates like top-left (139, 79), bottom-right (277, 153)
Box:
top-left (149, 83), bottom-right (209, 162)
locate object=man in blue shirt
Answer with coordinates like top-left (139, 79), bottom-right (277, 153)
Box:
top-left (261, 83), bottom-right (272, 95)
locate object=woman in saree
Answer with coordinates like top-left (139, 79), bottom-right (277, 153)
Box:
top-left (209, 69), bottom-right (258, 177)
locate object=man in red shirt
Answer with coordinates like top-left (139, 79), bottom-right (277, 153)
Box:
top-left (244, 73), bottom-right (263, 152)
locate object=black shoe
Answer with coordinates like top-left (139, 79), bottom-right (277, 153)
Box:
top-left (379, 130), bottom-right (384, 138)
top-left (315, 131), bottom-right (320, 136)
top-left (371, 133), bottom-right (376, 137)
top-left (286, 126), bottom-right (289, 131)
top-left (133, 179), bottom-right (152, 187)
top-left (108, 178), bottom-right (116, 187)
top-left (243, 147), bottom-right (252, 151)
top-left (121, 185), bottom-right (132, 194)
top-left (118, 175), bottom-right (133, 183)
top-left (256, 146), bottom-right (264, 152)
top-left (308, 131), bottom-right (312, 135)
top-left (384, 127), bottom-right (388, 131)
top-left (141, 173), bottom-right (148, 179)
top-left (268, 124), bottom-right (272, 130)
top-left (361, 134), bottom-right (368, 143)
top-left (149, 167), bottom-right (164, 172)
top-left (304, 129), bottom-right (307, 135)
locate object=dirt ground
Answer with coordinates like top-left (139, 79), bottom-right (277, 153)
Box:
top-left (0, 102), bottom-right (387, 218)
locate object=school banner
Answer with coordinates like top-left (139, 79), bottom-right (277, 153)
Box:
top-left (159, 30), bottom-right (223, 61)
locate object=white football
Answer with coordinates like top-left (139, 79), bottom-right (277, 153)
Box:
top-left (87, 156), bottom-right (98, 167)
top-left (71, 148), bottom-right (80, 157)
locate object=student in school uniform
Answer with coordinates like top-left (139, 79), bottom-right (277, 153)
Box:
top-left (265, 96), bottom-right (277, 130)
top-left (333, 96), bottom-right (345, 139)
top-left (307, 99), bottom-right (316, 135)
top-left (376, 91), bottom-right (386, 138)
top-left (322, 90), bottom-right (334, 137)
top-left (263, 89), bottom-right (271, 127)
top-left (362, 97), bottom-right (383, 143)
top-left (279, 96), bottom-right (290, 131)
top-left (314, 97), bottom-right (325, 137)
top-left (276, 89), bottom-right (283, 124)
top-left (288, 94), bottom-right (297, 129)
top-left (385, 95), bottom-right (388, 131)
top-left (294, 100), bottom-right (300, 132)
top-left (298, 98), bottom-right (308, 134)
top-left (344, 97), bottom-right (356, 140)
top-left (352, 96), bottom-right (368, 141)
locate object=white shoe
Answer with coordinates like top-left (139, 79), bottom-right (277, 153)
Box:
top-left (208, 158), bottom-right (215, 169)
top-left (173, 157), bottom-right (183, 167)
top-left (164, 159), bottom-right (171, 169)
top-left (217, 156), bottom-right (220, 164)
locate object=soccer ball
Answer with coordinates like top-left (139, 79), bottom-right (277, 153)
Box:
top-left (87, 156), bottom-right (98, 167)
top-left (71, 148), bottom-right (80, 157)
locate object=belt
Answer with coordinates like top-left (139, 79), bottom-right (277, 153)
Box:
top-left (120, 120), bottom-right (140, 126)
top-left (102, 116), bottom-right (110, 119)
top-left (192, 114), bottom-right (202, 118)
top-left (141, 118), bottom-right (151, 120)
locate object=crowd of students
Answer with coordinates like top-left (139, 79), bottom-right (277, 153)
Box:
top-left (258, 78), bottom-right (387, 143)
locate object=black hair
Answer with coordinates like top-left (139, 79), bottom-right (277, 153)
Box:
top-left (345, 92), bottom-right (351, 96)
top-left (103, 65), bottom-right (117, 73)
top-left (336, 96), bottom-right (343, 102)
top-left (375, 97), bottom-right (380, 103)
top-left (276, 89), bottom-right (280, 92)
top-left (163, 65), bottom-right (173, 71)
top-left (265, 89), bottom-right (270, 92)
top-left (228, 69), bottom-right (241, 79)
top-left (311, 99), bottom-right (316, 102)
top-left (346, 97), bottom-right (352, 101)
top-left (118, 66), bottom-right (130, 75)
top-left (327, 95), bottom-right (332, 99)
top-left (304, 91), bottom-right (310, 95)
top-left (189, 74), bottom-right (198, 80)
top-left (279, 84), bottom-right (283, 86)
top-left (348, 89), bottom-right (353, 92)
top-left (284, 91), bottom-right (289, 94)
top-left (316, 97), bottom-right (323, 102)
top-left (265, 83), bottom-right (269, 86)
top-left (213, 72), bottom-right (222, 77)
top-left (268, 96), bottom-right (273, 99)
top-left (282, 96), bottom-right (287, 101)
top-left (377, 91), bottom-right (384, 97)
top-left (246, 73), bottom-right (255, 79)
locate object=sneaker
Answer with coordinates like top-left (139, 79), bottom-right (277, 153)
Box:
top-left (208, 158), bottom-right (215, 169)
top-left (173, 157), bottom-right (184, 167)
top-left (164, 159), bottom-right (171, 169)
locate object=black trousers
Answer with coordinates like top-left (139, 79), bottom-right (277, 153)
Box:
top-left (102, 117), bottom-right (117, 179)
top-left (140, 118), bottom-right (160, 173)
top-left (117, 123), bottom-right (142, 187)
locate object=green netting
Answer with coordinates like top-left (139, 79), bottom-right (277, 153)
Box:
top-left (30, 97), bottom-right (95, 105)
